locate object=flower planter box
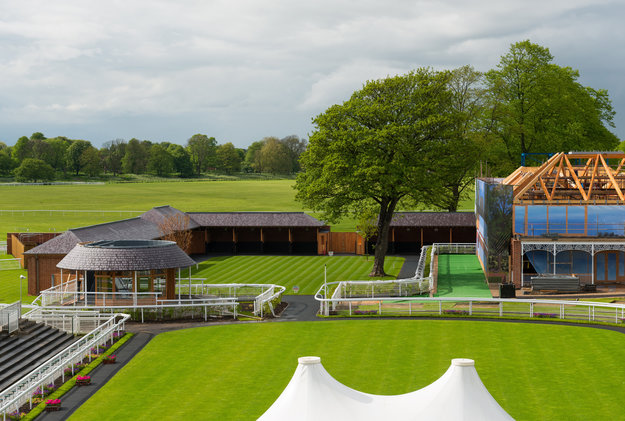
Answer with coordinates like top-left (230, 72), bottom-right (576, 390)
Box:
top-left (45, 405), bottom-right (61, 412)
top-left (76, 378), bottom-right (91, 386)
top-left (103, 355), bottom-right (117, 364)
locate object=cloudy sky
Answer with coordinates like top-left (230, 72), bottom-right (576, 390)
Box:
top-left (0, 0), bottom-right (623, 148)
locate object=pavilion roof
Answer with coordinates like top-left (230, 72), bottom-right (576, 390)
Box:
top-left (188, 212), bottom-right (325, 227)
top-left (502, 151), bottom-right (625, 204)
top-left (57, 240), bottom-right (195, 271)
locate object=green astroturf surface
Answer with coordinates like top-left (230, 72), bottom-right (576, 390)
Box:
top-left (189, 255), bottom-right (404, 295)
top-left (435, 254), bottom-right (492, 298)
top-left (71, 320), bottom-right (625, 421)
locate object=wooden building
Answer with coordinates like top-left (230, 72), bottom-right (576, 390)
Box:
top-left (23, 206), bottom-right (328, 294)
top-left (56, 240), bottom-right (195, 305)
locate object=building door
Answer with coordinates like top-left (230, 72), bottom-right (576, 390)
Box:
top-left (595, 252), bottom-right (621, 282)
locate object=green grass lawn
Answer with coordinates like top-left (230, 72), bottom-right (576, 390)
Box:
top-left (189, 255), bottom-right (405, 295)
top-left (0, 180), bottom-right (302, 237)
top-left (0, 254), bottom-right (33, 304)
top-left (435, 254), bottom-right (492, 298)
top-left (0, 180), bottom-right (475, 238)
top-left (71, 320), bottom-right (625, 421)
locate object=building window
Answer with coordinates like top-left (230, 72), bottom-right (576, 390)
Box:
top-left (96, 275), bottom-right (113, 292)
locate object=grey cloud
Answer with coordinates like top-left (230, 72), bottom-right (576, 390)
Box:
top-left (0, 0), bottom-right (623, 147)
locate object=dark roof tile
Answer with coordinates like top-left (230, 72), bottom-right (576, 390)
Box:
top-left (390, 212), bottom-right (475, 227)
top-left (189, 212), bottom-right (324, 227)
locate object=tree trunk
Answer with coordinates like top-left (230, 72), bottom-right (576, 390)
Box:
top-left (447, 185), bottom-right (459, 212)
top-left (370, 197), bottom-right (399, 277)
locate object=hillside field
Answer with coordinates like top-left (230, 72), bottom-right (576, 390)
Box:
top-left (0, 180), bottom-right (474, 238)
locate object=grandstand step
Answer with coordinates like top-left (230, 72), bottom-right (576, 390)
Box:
top-left (0, 326), bottom-right (77, 392)
top-left (0, 324), bottom-right (57, 357)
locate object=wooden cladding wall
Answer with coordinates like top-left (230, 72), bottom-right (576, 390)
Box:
top-left (328, 232), bottom-right (365, 255)
top-left (7, 233), bottom-right (62, 268)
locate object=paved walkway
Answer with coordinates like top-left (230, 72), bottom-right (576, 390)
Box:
top-left (397, 254), bottom-right (420, 278)
top-left (35, 332), bottom-right (153, 421)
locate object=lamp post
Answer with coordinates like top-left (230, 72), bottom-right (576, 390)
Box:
top-left (19, 275), bottom-right (26, 303)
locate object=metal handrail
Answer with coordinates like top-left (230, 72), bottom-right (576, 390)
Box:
top-left (0, 311), bottom-right (129, 418)
top-left (314, 290), bottom-right (625, 324)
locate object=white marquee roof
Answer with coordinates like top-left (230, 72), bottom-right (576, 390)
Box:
top-left (258, 357), bottom-right (514, 421)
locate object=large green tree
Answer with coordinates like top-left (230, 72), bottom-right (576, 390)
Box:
top-left (66, 139), bottom-right (92, 175)
top-left (216, 142), bottom-right (242, 174)
top-left (485, 40), bottom-right (618, 172)
top-left (80, 146), bottom-right (102, 177)
top-left (147, 144), bottom-right (174, 176)
top-left (296, 69), bottom-right (455, 276)
top-left (187, 134), bottom-right (217, 175)
top-left (428, 65), bottom-right (486, 211)
top-left (122, 138), bottom-right (150, 174)
top-left (260, 137), bottom-right (292, 174)
top-left (101, 139), bottom-right (126, 175)
top-left (244, 140), bottom-right (265, 173)
top-left (14, 158), bottom-right (55, 182)
top-left (167, 144), bottom-right (194, 178)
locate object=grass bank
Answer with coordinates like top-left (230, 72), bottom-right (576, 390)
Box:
top-left (190, 255), bottom-right (405, 295)
top-left (71, 320), bottom-right (625, 420)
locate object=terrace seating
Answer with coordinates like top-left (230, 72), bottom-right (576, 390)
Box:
top-left (0, 320), bottom-right (77, 391)
top-left (531, 275), bottom-right (580, 293)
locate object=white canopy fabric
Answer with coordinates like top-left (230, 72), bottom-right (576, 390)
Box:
top-left (258, 357), bottom-right (514, 421)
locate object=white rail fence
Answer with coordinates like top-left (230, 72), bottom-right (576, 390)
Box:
top-left (175, 281), bottom-right (286, 317)
top-left (0, 311), bottom-right (129, 419)
top-left (0, 241), bottom-right (6, 254)
top-left (321, 244), bottom-right (444, 309)
top-left (0, 302), bottom-right (21, 334)
top-left (0, 259), bottom-right (21, 271)
top-left (23, 308), bottom-right (110, 335)
top-left (314, 291), bottom-right (625, 324)
top-left (36, 279), bottom-right (285, 318)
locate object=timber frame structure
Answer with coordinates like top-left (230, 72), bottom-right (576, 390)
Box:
top-left (504, 151), bottom-right (625, 203)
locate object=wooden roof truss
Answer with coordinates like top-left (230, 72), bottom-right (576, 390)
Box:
top-left (508, 152), bottom-right (625, 203)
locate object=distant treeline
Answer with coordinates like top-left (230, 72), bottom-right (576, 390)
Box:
top-left (0, 134), bottom-right (307, 181)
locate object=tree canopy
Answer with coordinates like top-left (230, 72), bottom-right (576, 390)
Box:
top-left (296, 68), bottom-right (456, 275)
top-left (485, 40), bottom-right (619, 173)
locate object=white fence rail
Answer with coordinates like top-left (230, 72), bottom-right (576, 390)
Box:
top-left (322, 244), bottom-right (439, 307)
top-left (0, 259), bottom-right (21, 271)
top-left (0, 302), bottom-right (21, 334)
top-left (175, 281), bottom-right (286, 317)
top-left (0, 311), bottom-right (129, 418)
top-left (37, 279), bottom-right (285, 318)
top-left (0, 241), bottom-right (6, 253)
top-left (314, 291), bottom-right (625, 324)
top-left (23, 308), bottom-right (108, 335)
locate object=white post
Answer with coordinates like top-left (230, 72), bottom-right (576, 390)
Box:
top-left (19, 275), bottom-right (25, 303)
top-left (591, 244), bottom-right (595, 284)
top-left (178, 268), bottom-right (181, 302)
top-left (133, 271), bottom-right (138, 307)
top-left (189, 267), bottom-right (192, 299)
top-left (553, 244), bottom-right (557, 275)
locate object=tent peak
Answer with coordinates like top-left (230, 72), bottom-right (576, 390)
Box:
top-left (298, 356), bottom-right (321, 365)
top-left (451, 358), bottom-right (474, 367)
